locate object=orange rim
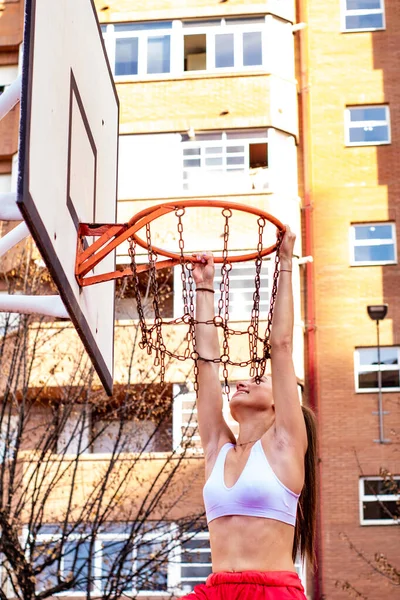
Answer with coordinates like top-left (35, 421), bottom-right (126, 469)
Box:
top-left (128, 199), bottom-right (285, 264)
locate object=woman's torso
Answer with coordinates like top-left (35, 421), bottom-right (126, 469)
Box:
top-left (204, 432), bottom-right (304, 573)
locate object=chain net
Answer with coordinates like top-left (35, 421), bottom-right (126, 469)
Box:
top-left (128, 206), bottom-right (283, 397)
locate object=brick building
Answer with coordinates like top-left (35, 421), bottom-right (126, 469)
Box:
top-left (302, 1), bottom-right (400, 598)
top-left (0, 0), bottom-right (398, 598)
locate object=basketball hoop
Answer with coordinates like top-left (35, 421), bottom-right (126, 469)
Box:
top-left (127, 199), bottom-right (285, 264)
top-left (126, 200), bottom-right (285, 395)
top-left (75, 199), bottom-right (285, 395)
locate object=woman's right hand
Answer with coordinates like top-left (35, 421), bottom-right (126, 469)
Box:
top-left (191, 252), bottom-right (215, 288)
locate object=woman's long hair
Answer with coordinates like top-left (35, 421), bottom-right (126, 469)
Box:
top-left (292, 405), bottom-right (318, 568)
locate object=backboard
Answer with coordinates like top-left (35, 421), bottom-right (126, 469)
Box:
top-left (17, 0), bottom-right (119, 395)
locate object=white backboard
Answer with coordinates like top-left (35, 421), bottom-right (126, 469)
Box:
top-left (18, 0), bottom-right (119, 394)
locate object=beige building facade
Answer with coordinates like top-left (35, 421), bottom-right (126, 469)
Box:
top-left (1, 0), bottom-right (399, 599)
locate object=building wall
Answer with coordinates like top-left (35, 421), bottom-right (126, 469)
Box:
top-left (96, 0), bottom-right (295, 24)
top-left (0, 0), bottom-right (307, 597)
top-left (0, 0), bottom-right (22, 172)
top-left (305, 0), bottom-right (400, 598)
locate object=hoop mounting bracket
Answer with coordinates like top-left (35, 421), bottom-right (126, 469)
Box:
top-left (75, 222), bottom-right (180, 287)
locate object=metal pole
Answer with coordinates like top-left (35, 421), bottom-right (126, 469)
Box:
top-left (376, 319), bottom-right (384, 443)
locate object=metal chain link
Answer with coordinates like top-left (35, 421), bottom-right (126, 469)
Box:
top-left (249, 217), bottom-right (265, 381)
top-left (128, 207), bottom-right (284, 398)
top-left (218, 208), bottom-right (232, 397)
top-left (175, 208), bottom-right (199, 389)
top-left (263, 231), bottom-right (284, 367)
top-left (145, 223), bottom-right (166, 383)
top-left (128, 236), bottom-right (148, 350)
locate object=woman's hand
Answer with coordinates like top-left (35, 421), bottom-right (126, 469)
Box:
top-left (279, 225), bottom-right (296, 266)
top-left (191, 252), bottom-right (215, 288)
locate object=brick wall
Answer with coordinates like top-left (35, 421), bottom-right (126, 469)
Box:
top-left (0, 0), bottom-right (22, 163)
top-left (0, 0), bottom-right (23, 47)
top-left (306, 0), bottom-right (400, 597)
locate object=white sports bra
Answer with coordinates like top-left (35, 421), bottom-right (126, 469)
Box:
top-left (203, 440), bottom-right (300, 526)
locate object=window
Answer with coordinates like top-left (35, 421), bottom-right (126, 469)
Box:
top-left (103, 18), bottom-right (267, 79)
top-left (182, 130), bottom-right (269, 194)
top-left (345, 105), bottom-right (390, 146)
top-left (0, 311), bottom-right (20, 336)
top-left (342, 0), bottom-right (385, 32)
top-left (173, 384), bottom-right (200, 451)
top-left (104, 22), bottom-right (173, 77)
top-left (174, 259), bottom-right (271, 321)
top-left (179, 528), bottom-right (212, 593)
top-left (183, 18), bottom-right (265, 73)
top-left (0, 65), bottom-right (19, 95)
top-left (350, 223), bottom-right (396, 265)
top-left (213, 260), bottom-right (271, 320)
top-left (359, 477), bottom-right (400, 525)
top-left (32, 523), bottom-right (177, 595)
top-left (355, 347), bottom-right (400, 392)
top-left (173, 383), bottom-right (239, 453)
top-left (0, 414), bottom-right (18, 462)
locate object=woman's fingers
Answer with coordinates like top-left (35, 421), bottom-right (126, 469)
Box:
top-left (191, 252), bottom-right (214, 264)
top-left (279, 225), bottom-right (296, 259)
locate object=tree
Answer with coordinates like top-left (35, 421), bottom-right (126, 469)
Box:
top-left (335, 454), bottom-right (400, 600)
top-left (0, 241), bottom-right (207, 599)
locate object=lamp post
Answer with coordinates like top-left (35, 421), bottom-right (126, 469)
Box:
top-left (367, 304), bottom-right (390, 444)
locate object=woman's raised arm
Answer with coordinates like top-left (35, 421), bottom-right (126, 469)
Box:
top-left (270, 228), bottom-right (307, 452)
top-left (192, 253), bottom-right (235, 455)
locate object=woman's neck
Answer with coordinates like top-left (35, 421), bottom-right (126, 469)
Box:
top-left (236, 411), bottom-right (275, 445)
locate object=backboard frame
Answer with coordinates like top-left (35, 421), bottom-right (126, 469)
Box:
top-left (17, 0), bottom-right (119, 395)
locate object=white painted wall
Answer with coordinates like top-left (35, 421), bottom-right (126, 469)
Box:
top-left (118, 133), bottom-right (183, 199)
top-left (266, 16), bottom-right (295, 79)
top-left (268, 129), bottom-right (298, 194)
top-left (0, 175), bottom-right (12, 194)
top-left (0, 65), bottom-right (19, 87)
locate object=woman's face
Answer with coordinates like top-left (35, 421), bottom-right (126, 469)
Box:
top-left (230, 375), bottom-right (274, 418)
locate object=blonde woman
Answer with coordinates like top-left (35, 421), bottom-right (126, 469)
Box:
top-left (183, 226), bottom-right (317, 600)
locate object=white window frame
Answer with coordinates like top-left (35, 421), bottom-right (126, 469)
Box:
top-left (350, 222), bottom-right (397, 266)
top-left (354, 346), bottom-right (400, 393)
top-left (102, 22), bottom-right (175, 80)
top-left (179, 530), bottom-right (211, 594)
top-left (30, 524), bottom-right (179, 597)
top-left (181, 18), bottom-right (267, 74)
top-left (173, 383), bottom-right (239, 453)
top-left (345, 105), bottom-right (390, 146)
top-left (102, 18), bottom-right (268, 81)
top-left (341, 0), bottom-right (385, 33)
top-left (359, 476), bottom-right (400, 525)
top-left (181, 130), bottom-right (269, 194)
top-left (0, 414), bottom-right (18, 463)
top-left (172, 383), bottom-right (201, 453)
top-left (294, 554), bottom-right (307, 595)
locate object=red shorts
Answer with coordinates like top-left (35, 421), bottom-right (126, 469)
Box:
top-left (181, 570), bottom-right (306, 599)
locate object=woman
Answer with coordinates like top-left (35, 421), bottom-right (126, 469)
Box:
top-left (183, 226), bottom-right (317, 600)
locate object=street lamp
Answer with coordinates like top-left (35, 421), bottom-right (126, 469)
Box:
top-left (367, 304), bottom-right (390, 444)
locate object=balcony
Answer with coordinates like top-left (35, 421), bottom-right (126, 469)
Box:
top-left (118, 128), bottom-right (298, 202)
top-left (96, 0), bottom-right (295, 25)
top-left (118, 73), bottom-right (297, 137)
